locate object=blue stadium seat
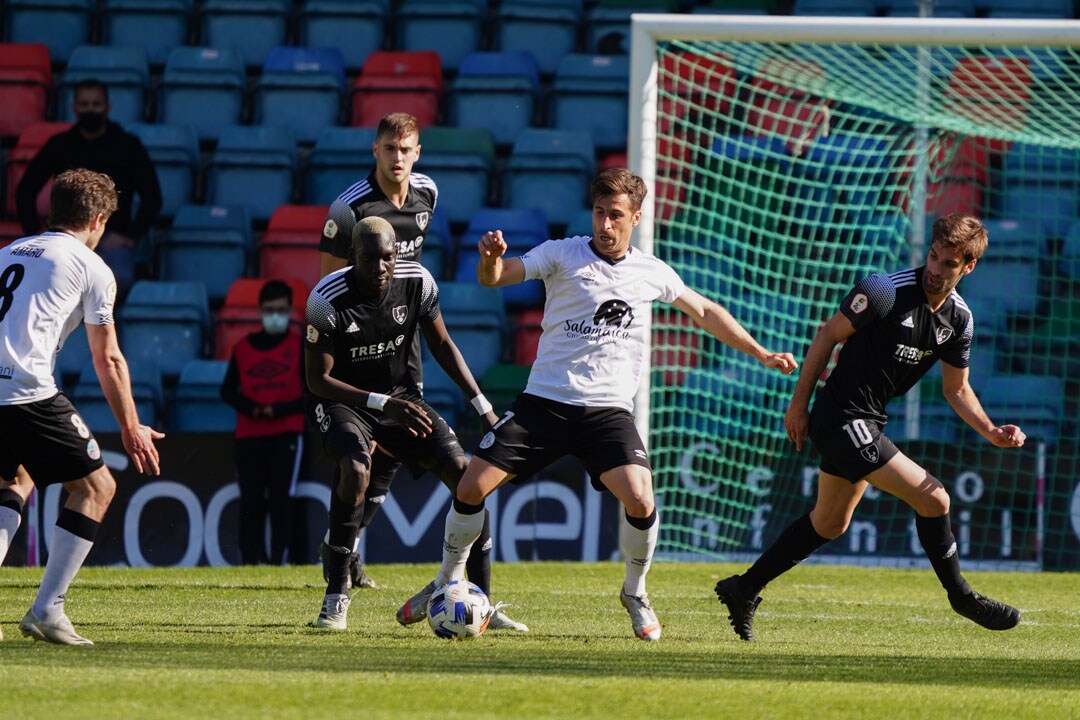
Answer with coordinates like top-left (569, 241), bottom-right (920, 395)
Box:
top-left (435, 282), bottom-right (506, 380)
top-left (957, 256), bottom-right (1040, 327)
top-left (55, 322), bottom-right (91, 390)
top-left (793, 0), bottom-right (876, 13)
top-left (73, 361), bottom-right (162, 434)
top-left (981, 218), bottom-right (1048, 259)
top-left (254, 47), bottom-right (346, 143)
top-left (158, 204), bottom-right (251, 305)
top-left (453, 246), bottom-right (543, 309)
top-left (1001, 142), bottom-right (1080, 238)
top-left (493, 1), bottom-right (582, 76)
top-left (299, 0), bottom-right (388, 70)
top-left (3, 0), bottom-right (94, 64)
top-left (396, 0), bottom-right (485, 73)
top-left (549, 54), bottom-right (630, 151)
top-left (128, 123), bottom-right (200, 218)
top-left (1061, 221), bottom-right (1080, 281)
top-left (304, 126), bottom-right (377, 205)
top-left (420, 358), bottom-right (464, 428)
top-left (207, 125), bottom-right (298, 221)
top-left (422, 209), bottom-right (450, 280)
top-left (977, 375), bottom-right (1063, 445)
top-left (57, 46), bottom-right (150, 126)
top-left (853, 212), bottom-right (907, 273)
top-left (417, 126), bottom-right (495, 225)
top-left (101, 0), bottom-right (194, 67)
top-left (584, 1), bottom-right (678, 55)
top-left (565, 209), bottom-right (594, 238)
top-left (119, 281), bottom-right (209, 378)
top-left (502, 129), bottom-right (595, 226)
top-left (449, 52), bottom-right (541, 147)
top-left (160, 47), bottom-right (246, 142)
top-left (878, 0), bottom-right (974, 15)
top-left (173, 359), bottom-right (236, 432)
top-left (465, 207), bottom-right (549, 252)
top-left (201, 0), bottom-right (289, 69)
top-left (982, 0), bottom-right (1073, 17)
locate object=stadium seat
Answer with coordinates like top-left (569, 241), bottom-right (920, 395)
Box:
top-left (416, 127), bottom-right (496, 225)
top-left (549, 55), bottom-right (630, 151)
top-left (465, 207), bottom-right (549, 252)
top-left (652, 309), bottom-right (702, 387)
top-left (1060, 220), bottom-right (1080, 281)
top-left (708, 134), bottom-right (791, 244)
top-left (259, 205), bottom-right (327, 292)
top-left (3, 0), bottom-right (93, 64)
top-left (101, 0), bottom-right (194, 67)
top-left (206, 125), bottom-right (298, 221)
top-left (584, 0), bottom-right (679, 55)
top-left (201, 0), bottom-right (289, 69)
top-left (958, 255), bottom-right (1040, 329)
top-left (0, 220), bottom-right (26, 251)
top-left (492, 1), bottom-right (582, 76)
top-left (304, 126), bottom-right (377, 205)
top-left (1002, 142), bottom-right (1080, 238)
top-left (73, 361), bottom-right (162, 433)
top-left (659, 50), bottom-right (738, 134)
top-left (945, 57), bottom-right (1032, 154)
top-left (977, 375), bottom-right (1063, 445)
top-left (448, 52), bottom-right (541, 147)
top-left (565, 209), bottom-right (594, 238)
top-left (453, 245), bottom-right (543, 309)
top-left (254, 47), bottom-right (346, 144)
top-left (502, 129), bottom-right (596, 226)
top-left (5, 121), bottom-right (71, 220)
top-left (119, 281), bottom-right (209, 378)
top-left (982, 0), bottom-right (1073, 17)
top-left (299, 0), bottom-right (388, 70)
top-left (158, 204), bottom-right (252, 305)
top-left (803, 133), bottom-right (892, 224)
top-left (55, 322), bottom-right (92, 390)
top-left (422, 209), bottom-right (450, 280)
top-left (396, 0), bottom-right (485, 73)
top-left (0, 43), bottom-right (51, 140)
top-left (878, 0), bottom-right (974, 15)
top-left (793, 0), bottom-right (876, 14)
top-left (351, 50), bottom-right (442, 129)
top-left (420, 358), bottom-right (465, 429)
top-left (172, 359), bottom-right (236, 432)
top-left (747, 58), bottom-right (831, 157)
top-left (981, 218), bottom-right (1047, 259)
top-left (128, 123), bottom-right (201, 219)
top-left (215, 277), bottom-right (307, 360)
top-left (480, 362), bottom-right (531, 417)
top-left (668, 365), bottom-right (767, 440)
top-left (513, 309), bottom-right (544, 365)
top-left (160, 47), bottom-right (246, 142)
top-left (435, 282), bottom-right (506, 380)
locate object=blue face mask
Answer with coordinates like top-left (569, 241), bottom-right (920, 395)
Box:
top-left (261, 311), bottom-right (290, 335)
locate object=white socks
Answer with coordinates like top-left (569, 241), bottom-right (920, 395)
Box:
top-left (620, 511), bottom-right (659, 597)
top-left (0, 505), bottom-right (21, 565)
top-left (435, 506), bottom-right (485, 587)
top-left (32, 526), bottom-right (94, 622)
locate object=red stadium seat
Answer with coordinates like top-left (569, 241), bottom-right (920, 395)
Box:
top-left (927, 179), bottom-right (983, 218)
top-left (651, 309), bottom-right (700, 387)
top-left (5, 121), bottom-right (72, 220)
top-left (660, 50), bottom-right (737, 130)
top-left (513, 309), bottom-right (544, 366)
top-left (747, 58), bottom-right (831, 157)
top-left (0, 43), bottom-right (51, 139)
top-left (259, 204), bottom-right (327, 292)
top-left (0, 219), bottom-right (27, 249)
top-left (946, 56), bottom-right (1032, 155)
top-left (351, 50), bottom-right (442, 128)
top-left (215, 277), bottom-right (308, 359)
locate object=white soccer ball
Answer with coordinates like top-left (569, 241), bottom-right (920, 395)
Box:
top-left (426, 580), bottom-right (494, 640)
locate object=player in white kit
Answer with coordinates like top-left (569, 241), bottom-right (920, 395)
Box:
top-left (0, 169), bottom-right (163, 645)
top-left (398, 168), bottom-right (799, 640)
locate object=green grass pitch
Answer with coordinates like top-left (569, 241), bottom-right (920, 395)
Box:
top-left (2, 562), bottom-right (1078, 719)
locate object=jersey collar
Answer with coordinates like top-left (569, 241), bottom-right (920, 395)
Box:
top-left (587, 238), bottom-right (631, 265)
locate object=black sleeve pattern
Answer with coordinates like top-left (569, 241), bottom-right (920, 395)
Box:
top-left (319, 198), bottom-right (359, 258)
top-left (941, 307), bottom-right (973, 368)
top-left (839, 273), bottom-right (896, 331)
top-left (305, 286), bottom-right (338, 352)
top-left (419, 266), bottom-right (440, 321)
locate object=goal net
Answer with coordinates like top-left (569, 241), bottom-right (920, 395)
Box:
top-left (630, 16), bottom-right (1080, 571)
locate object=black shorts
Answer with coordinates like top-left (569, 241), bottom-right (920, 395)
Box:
top-left (475, 393), bottom-right (651, 491)
top-left (0, 393), bottom-right (105, 485)
top-left (808, 393), bottom-right (899, 483)
top-left (309, 393), bottom-right (463, 477)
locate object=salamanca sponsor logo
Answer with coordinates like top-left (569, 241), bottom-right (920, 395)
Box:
top-left (563, 318), bottom-right (631, 341)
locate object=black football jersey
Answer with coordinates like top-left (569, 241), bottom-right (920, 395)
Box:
top-left (305, 261), bottom-right (439, 396)
top-left (318, 170), bottom-right (437, 262)
top-left (822, 266), bottom-right (973, 421)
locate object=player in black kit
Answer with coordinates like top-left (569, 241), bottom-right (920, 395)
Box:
top-left (715, 213), bottom-right (1025, 641)
top-left (306, 216), bottom-right (523, 630)
top-left (315, 113), bottom-right (437, 592)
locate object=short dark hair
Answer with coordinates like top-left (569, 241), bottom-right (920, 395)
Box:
top-left (259, 279), bottom-right (293, 305)
top-left (74, 78), bottom-right (109, 103)
top-left (376, 113), bottom-right (419, 141)
top-left (590, 168), bottom-right (647, 212)
top-left (931, 213), bottom-right (988, 263)
top-left (48, 169), bottom-right (119, 230)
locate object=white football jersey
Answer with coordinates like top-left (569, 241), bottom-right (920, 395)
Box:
top-left (520, 236), bottom-right (685, 410)
top-left (0, 231), bottom-right (117, 405)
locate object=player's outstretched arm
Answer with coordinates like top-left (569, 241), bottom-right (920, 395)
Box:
top-left (783, 311), bottom-right (855, 451)
top-left (477, 230), bottom-right (527, 288)
top-left (941, 363), bottom-right (1026, 448)
top-left (305, 347), bottom-right (433, 437)
top-left (672, 288), bottom-right (798, 372)
top-left (420, 314), bottom-right (499, 429)
top-left (86, 323), bottom-right (164, 475)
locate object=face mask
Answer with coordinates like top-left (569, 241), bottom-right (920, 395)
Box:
top-left (76, 112), bottom-right (106, 133)
top-left (261, 312), bottom-right (290, 335)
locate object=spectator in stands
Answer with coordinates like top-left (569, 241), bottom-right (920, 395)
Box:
top-left (220, 280), bottom-right (306, 565)
top-left (16, 79), bottom-right (162, 299)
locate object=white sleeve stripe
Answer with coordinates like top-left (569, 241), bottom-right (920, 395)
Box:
top-left (340, 180), bottom-right (373, 204)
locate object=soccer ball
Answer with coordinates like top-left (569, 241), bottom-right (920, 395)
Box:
top-left (426, 580), bottom-right (494, 639)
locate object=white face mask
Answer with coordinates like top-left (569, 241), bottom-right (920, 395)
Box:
top-left (261, 312), bottom-right (290, 335)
